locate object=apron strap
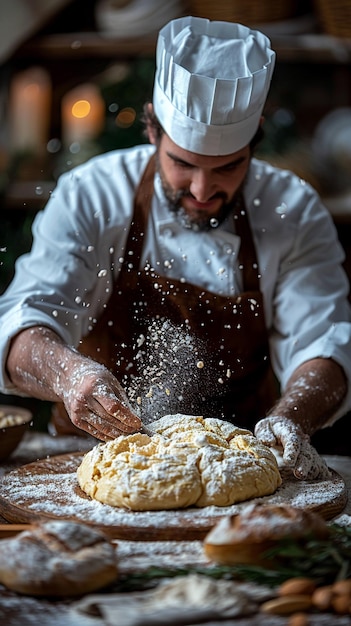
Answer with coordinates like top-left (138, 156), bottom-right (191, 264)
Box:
top-left (121, 153), bottom-right (156, 271)
top-left (233, 196), bottom-right (260, 292)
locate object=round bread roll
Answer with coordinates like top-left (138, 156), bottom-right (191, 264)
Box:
top-left (77, 414), bottom-right (282, 510)
top-left (0, 520), bottom-right (118, 596)
top-left (204, 503), bottom-right (330, 567)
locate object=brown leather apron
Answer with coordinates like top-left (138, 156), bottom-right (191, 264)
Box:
top-left (52, 155), bottom-right (278, 434)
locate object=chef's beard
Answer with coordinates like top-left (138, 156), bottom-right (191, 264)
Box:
top-left (156, 156), bottom-right (243, 232)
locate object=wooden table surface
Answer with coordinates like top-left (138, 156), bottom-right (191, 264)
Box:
top-left (1, 430), bottom-right (351, 626)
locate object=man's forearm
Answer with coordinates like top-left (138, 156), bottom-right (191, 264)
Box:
top-left (269, 357), bottom-right (347, 435)
top-left (6, 326), bottom-right (79, 401)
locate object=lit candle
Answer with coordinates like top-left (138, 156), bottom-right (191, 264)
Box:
top-left (61, 83), bottom-right (105, 147)
top-left (9, 66), bottom-right (52, 155)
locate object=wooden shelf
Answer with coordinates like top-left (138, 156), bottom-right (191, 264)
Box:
top-left (12, 30), bottom-right (351, 64)
top-left (13, 32), bottom-right (157, 60)
top-left (270, 33), bottom-right (351, 63)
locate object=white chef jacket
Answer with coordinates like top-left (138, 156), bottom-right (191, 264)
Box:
top-left (1, 144), bottom-right (351, 423)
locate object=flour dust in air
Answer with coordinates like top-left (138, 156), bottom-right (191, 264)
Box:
top-left (126, 319), bottom-right (209, 423)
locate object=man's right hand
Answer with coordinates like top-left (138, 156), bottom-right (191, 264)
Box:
top-left (6, 326), bottom-right (141, 441)
top-left (61, 358), bottom-right (142, 441)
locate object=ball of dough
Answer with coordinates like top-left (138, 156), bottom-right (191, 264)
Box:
top-left (77, 414), bottom-right (282, 511)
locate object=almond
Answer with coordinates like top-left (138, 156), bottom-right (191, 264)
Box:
top-left (332, 579), bottom-right (351, 596)
top-left (278, 577), bottom-right (316, 596)
top-left (261, 594), bottom-right (313, 615)
top-left (311, 585), bottom-right (333, 611)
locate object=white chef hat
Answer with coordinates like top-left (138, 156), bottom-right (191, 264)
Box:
top-left (153, 16), bottom-right (276, 155)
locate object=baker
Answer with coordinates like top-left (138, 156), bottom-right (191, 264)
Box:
top-left (1, 16), bottom-right (351, 480)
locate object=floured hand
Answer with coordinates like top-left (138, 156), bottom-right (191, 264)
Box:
top-left (254, 416), bottom-right (331, 480)
top-left (6, 326), bottom-right (142, 441)
top-left (62, 359), bottom-right (142, 441)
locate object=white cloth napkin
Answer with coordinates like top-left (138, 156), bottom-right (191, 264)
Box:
top-left (71, 574), bottom-right (270, 626)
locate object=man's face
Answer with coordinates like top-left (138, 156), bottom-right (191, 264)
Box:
top-left (153, 133), bottom-right (251, 230)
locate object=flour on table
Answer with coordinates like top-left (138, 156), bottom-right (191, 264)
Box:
top-left (0, 445), bottom-right (346, 541)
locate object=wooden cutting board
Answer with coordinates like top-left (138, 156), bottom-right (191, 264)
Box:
top-left (0, 452), bottom-right (347, 541)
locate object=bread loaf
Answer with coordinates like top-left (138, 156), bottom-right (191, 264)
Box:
top-left (204, 503), bottom-right (330, 567)
top-left (0, 520), bottom-right (118, 596)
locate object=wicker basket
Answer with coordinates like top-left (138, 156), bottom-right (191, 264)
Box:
top-left (188, 0), bottom-right (297, 24)
top-left (313, 0), bottom-right (351, 37)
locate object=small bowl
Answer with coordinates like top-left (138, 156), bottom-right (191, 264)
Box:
top-left (0, 405), bottom-right (33, 461)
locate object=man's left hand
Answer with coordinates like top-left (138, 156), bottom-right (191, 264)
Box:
top-left (254, 415), bottom-right (331, 480)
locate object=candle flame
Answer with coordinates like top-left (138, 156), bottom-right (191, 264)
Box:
top-left (72, 99), bottom-right (91, 119)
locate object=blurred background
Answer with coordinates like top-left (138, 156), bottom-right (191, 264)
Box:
top-left (1, 0), bottom-right (351, 447)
